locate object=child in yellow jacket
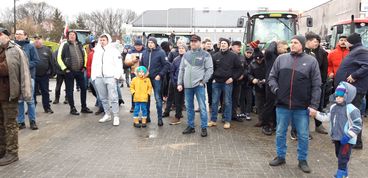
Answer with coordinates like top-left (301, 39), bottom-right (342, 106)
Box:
top-left (130, 66), bottom-right (152, 128)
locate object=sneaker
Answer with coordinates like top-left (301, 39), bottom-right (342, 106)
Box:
top-left (315, 125), bottom-right (328, 134)
top-left (44, 108), bottom-right (54, 114)
top-left (232, 117), bottom-right (244, 122)
top-left (30, 121), bottom-right (38, 130)
top-left (223, 122), bottom-right (231, 129)
top-left (118, 99), bottom-right (124, 106)
top-left (290, 130), bottom-right (297, 140)
top-left (182, 126), bottom-right (195, 134)
top-left (208, 121), bottom-right (217, 127)
top-left (81, 107), bottom-right (93, 114)
top-left (262, 126), bottom-right (273, 136)
top-left (99, 114), bottom-right (111, 123)
top-left (113, 117), bottom-right (119, 126)
top-left (298, 160), bottom-right (311, 173)
top-left (269, 157), bottom-right (286, 166)
top-left (18, 122), bottom-right (26, 130)
top-left (245, 113), bottom-right (251, 121)
top-left (201, 128), bottom-right (208, 137)
top-left (169, 117), bottom-right (181, 125)
top-left (70, 107), bottom-right (80, 115)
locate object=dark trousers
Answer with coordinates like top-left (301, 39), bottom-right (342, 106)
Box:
top-left (239, 84), bottom-right (253, 114)
top-left (207, 79), bottom-right (213, 107)
top-left (232, 81), bottom-right (241, 117)
top-left (334, 141), bottom-right (352, 171)
top-left (55, 74), bottom-right (66, 100)
top-left (35, 75), bottom-right (50, 110)
top-left (261, 84), bottom-right (276, 127)
top-left (173, 86), bottom-right (184, 118)
top-left (164, 81), bottom-right (175, 113)
top-left (255, 90), bottom-right (266, 122)
top-left (352, 92), bottom-right (365, 145)
top-left (65, 71), bottom-right (87, 109)
top-left (0, 101), bottom-right (18, 156)
top-left (130, 73), bottom-right (136, 109)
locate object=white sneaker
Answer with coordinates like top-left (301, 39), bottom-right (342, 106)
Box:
top-left (113, 116), bottom-right (120, 126)
top-left (99, 114), bottom-right (111, 123)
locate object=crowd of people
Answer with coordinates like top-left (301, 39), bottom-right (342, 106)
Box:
top-left (0, 26), bottom-right (367, 177)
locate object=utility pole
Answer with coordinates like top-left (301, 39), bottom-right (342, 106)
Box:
top-left (14, 0), bottom-right (16, 34)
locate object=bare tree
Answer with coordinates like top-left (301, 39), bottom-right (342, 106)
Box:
top-left (82, 8), bottom-right (137, 36)
top-left (16, 2), bottom-right (55, 24)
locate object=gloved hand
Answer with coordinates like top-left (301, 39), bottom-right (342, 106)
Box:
top-left (340, 134), bottom-right (351, 145)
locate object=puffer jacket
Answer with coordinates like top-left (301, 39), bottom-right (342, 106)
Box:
top-left (130, 76), bottom-right (152, 102)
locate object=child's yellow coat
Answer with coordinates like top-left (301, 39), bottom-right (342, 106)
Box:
top-left (130, 77), bottom-right (152, 102)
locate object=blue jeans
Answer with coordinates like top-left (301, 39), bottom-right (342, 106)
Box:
top-left (184, 85), bottom-right (208, 128)
top-left (211, 82), bottom-right (233, 122)
top-left (275, 107), bottom-right (310, 161)
top-left (18, 79), bottom-right (36, 123)
top-left (133, 102), bottom-right (148, 118)
top-left (147, 79), bottom-right (163, 121)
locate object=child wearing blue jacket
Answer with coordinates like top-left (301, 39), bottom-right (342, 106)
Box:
top-left (314, 81), bottom-right (362, 178)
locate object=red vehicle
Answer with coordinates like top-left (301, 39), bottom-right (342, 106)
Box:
top-left (329, 17), bottom-right (368, 49)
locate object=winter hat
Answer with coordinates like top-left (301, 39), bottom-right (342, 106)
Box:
top-left (347, 33), bottom-right (361, 45)
top-left (0, 27), bottom-right (10, 36)
top-left (136, 66), bottom-right (147, 74)
top-left (249, 40), bottom-right (260, 49)
top-left (253, 48), bottom-right (264, 60)
top-left (219, 38), bottom-right (230, 46)
top-left (291, 35), bottom-right (306, 50)
top-left (134, 39), bottom-right (143, 46)
top-left (335, 84), bottom-right (347, 97)
top-left (231, 41), bottom-right (242, 47)
top-left (245, 45), bottom-right (254, 53)
top-left (160, 41), bottom-right (171, 52)
top-left (148, 37), bottom-right (158, 46)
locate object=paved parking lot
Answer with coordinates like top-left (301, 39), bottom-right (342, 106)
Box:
top-left (0, 80), bottom-right (367, 178)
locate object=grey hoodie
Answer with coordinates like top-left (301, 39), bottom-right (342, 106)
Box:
top-left (315, 81), bottom-right (362, 144)
top-left (177, 48), bottom-right (213, 88)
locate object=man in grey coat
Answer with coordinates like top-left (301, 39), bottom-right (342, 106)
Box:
top-left (177, 35), bottom-right (213, 137)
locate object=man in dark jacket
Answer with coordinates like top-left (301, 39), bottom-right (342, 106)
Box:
top-left (231, 41), bottom-right (246, 122)
top-left (140, 37), bottom-right (170, 126)
top-left (34, 35), bottom-right (54, 114)
top-left (268, 35), bottom-right (321, 173)
top-left (15, 29), bottom-right (40, 130)
top-left (52, 49), bottom-right (68, 105)
top-left (335, 33), bottom-right (368, 149)
top-left (304, 32), bottom-right (329, 135)
top-left (57, 31), bottom-right (93, 115)
top-left (262, 40), bottom-right (288, 135)
top-left (208, 38), bottom-right (243, 129)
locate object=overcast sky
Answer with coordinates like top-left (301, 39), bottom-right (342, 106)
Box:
top-left (3, 0), bottom-right (330, 20)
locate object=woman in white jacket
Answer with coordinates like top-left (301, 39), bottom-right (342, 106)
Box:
top-left (91, 34), bottom-right (123, 126)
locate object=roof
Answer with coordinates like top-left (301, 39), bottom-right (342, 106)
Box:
top-left (334, 18), bottom-right (368, 25)
top-left (132, 9), bottom-right (250, 28)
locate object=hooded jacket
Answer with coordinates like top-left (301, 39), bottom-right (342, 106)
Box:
top-left (177, 48), bottom-right (213, 88)
top-left (15, 40), bottom-right (40, 79)
top-left (327, 44), bottom-right (349, 77)
top-left (140, 40), bottom-right (169, 79)
top-left (316, 82), bottom-right (362, 144)
top-left (334, 43), bottom-right (368, 93)
top-left (4, 41), bottom-right (32, 101)
top-left (130, 76), bottom-right (152, 102)
top-left (268, 52), bottom-right (322, 109)
top-left (212, 49), bottom-right (243, 83)
top-left (91, 34), bottom-right (123, 81)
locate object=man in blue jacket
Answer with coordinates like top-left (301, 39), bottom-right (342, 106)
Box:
top-left (140, 37), bottom-right (170, 126)
top-left (335, 33), bottom-right (368, 150)
top-left (15, 29), bottom-right (40, 130)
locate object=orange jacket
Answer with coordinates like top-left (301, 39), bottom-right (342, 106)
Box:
top-left (327, 45), bottom-right (349, 77)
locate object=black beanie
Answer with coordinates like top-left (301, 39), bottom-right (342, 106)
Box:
top-left (148, 37), bottom-right (158, 46)
top-left (291, 35), bottom-right (306, 50)
top-left (231, 41), bottom-right (242, 47)
top-left (347, 33), bottom-right (361, 45)
top-left (219, 37), bottom-right (230, 46)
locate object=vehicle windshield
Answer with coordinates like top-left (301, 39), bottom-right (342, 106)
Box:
top-left (77, 32), bottom-right (90, 45)
top-left (252, 17), bottom-right (295, 43)
top-left (352, 24), bottom-right (368, 47)
top-left (331, 23), bottom-right (368, 49)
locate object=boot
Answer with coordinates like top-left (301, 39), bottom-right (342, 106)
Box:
top-left (30, 120), bottom-right (38, 130)
top-left (53, 97), bottom-right (59, 104)
top-left (141, 118), bottom-right (147, 128)
top-left (0, 153), bottom-right (19, 166)
top-left (63, 98), bottom-right (69, 104)
top-left (133, 118), bottom-right (141, 128)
